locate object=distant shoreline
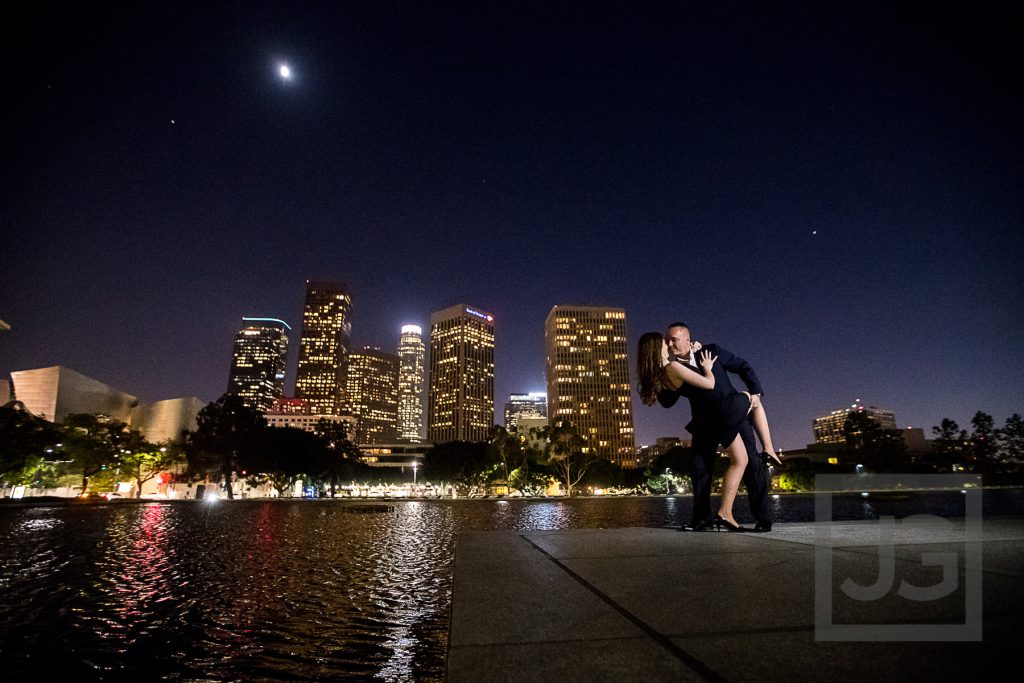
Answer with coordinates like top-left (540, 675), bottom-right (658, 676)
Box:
top-left (0, 485), bottom-right (1019, 509)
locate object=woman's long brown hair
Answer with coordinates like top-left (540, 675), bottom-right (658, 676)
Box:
top-left (636, 332), bottom-right (667, 406)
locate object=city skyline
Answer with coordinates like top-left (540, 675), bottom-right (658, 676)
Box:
top-left (3, 3), bottom-right (1021, 451)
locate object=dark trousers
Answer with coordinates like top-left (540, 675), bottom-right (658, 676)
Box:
top-left (690, 419), bottom-right (770, 524)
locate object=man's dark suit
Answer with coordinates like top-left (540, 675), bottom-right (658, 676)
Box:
top-left (657, 344), bottom-right (771, 527)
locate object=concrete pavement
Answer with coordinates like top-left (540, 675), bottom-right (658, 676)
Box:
top-left (447, 518), bottom-right (1024, 681)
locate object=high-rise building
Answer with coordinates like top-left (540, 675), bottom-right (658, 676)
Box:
top-left (294, 280), bottom-right (352, 415)
top-left (504, 392), bottom-right (547, 432)
top-left (544, 305), bottom-right (635, 465)
top-left (227, 317), bottom-right (289, 412)
top-left (397, 324), bottom-right (426, 442)
top-left (813, 402), bottom-right (898, 445)
top-left (428, 304), bottom-right (495, 443)
top-left (346, 346), bottom-right (400, 444)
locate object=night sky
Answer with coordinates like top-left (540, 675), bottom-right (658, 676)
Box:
top-left (3, 2), bottom-right (1022, 451)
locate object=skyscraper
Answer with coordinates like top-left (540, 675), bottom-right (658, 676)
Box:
top-left (397, 324), bottom-right (426, 442)
top-left (428, 304), bottom-right (495, 443)
top-left (544, 305), bottom-right (635, 465)
top-left (346, 346), bottom-right (400, 444)
top-left (504, 392), bottom-right (547, 432)
top-left (294, 281), bottom-right (352, 415)
top-left (227, 317), bottom-right (289, 412)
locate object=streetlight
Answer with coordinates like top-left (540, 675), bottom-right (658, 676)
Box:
top-left (665, 468), bottom-right (672, 496)
top-left (412, 461), bottom-right (419, 485)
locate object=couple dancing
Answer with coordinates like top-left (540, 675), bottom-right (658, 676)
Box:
top-left (637, 322), bottom-right (785, 532)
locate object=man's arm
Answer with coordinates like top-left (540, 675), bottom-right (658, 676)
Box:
top-left (714, 345), bottom-right (764, 397)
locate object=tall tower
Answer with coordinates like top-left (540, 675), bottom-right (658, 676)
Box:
top-left (428, 304), bottom-right (495, 443)
top-left (294, 280), bottom-right (352, 415)
top-left (504, 392), bottom-right (548, 432)
top-left (227, 317), bottom-right (290, 412)
top-left (544, 305), bottom-right (635, 465)
top-left (346, 346), bottom-right (399, 444)
top-left (397, 324), bottom-right (426, 442)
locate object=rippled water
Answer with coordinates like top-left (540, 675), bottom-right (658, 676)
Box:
top-left (2, 490), bottom-right (1022, 681)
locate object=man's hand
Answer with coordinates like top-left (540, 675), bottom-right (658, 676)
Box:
top-left (750, 394), bottom-right (762, 410)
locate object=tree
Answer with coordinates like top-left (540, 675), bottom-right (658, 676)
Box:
top-left (243, 425), bottom-right (324, 496)
top-left (312, 418), bottom-right (364, 497)
top-left (186, 394), bottom-right (267, 499)
top-left (646, 446), bottom-right (693, 494)
top-left (489, 425), bottom-right (548, 494)
top-left (543, 420), bottom-right (596, 498)
top-left (422, 441), bottom-right (493, 497)
top-left (0, 401), bottom-right (60, 479)
top-left (1000, 414), bottom-right (1024, 463)
top-left (969, 411), bottom-right (1000, 472)
top-left (931, 418), bottom-right (971, 471)
top-left (503, 426), bottom-right (552, 496)
top-left (61, 414), bottom-right (130, 493)
top-left (119, 436), bottom-right (185, 497)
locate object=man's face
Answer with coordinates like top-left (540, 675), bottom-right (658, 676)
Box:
top-left (665, 326), bottom-right (691, 358)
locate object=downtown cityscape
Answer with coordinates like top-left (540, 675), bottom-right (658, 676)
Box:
top-left (3, 271), bottom-right (1021, 500)
top-left (2, 2), bottom-right (1022, 681)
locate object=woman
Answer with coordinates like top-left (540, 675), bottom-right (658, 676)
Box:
top-left (636, 332), bottom-right (782, 532)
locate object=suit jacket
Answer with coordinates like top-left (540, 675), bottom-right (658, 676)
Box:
top-left (657, 343), bottom-right (763, 436)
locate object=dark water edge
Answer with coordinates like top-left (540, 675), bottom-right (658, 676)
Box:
top-left (2, 489), bottom-right (1023, 682)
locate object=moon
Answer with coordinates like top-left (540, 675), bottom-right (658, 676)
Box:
top-left (279, 64), bottom-right (292, 80)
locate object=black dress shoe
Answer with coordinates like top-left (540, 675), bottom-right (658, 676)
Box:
top-left (680, 518), bottom-right (715, 532)
top-left (752, 521), bottom-right (773, 533)
top-left (713, 515), bottom-right (748, 532)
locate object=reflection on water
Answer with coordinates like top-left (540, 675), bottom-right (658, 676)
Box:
top-left (1, 490), bottom-right (1022, 681)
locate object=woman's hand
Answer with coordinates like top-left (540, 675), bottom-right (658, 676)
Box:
top-left (691, 340), bottom-right (702, 353)
top-left (699, 349), bottom-right (717, 372)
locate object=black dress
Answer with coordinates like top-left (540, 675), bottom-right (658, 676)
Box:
top-left (674, 363), bottom-right (751, 448)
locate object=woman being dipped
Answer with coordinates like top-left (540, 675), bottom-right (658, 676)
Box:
top-left (637, 332), bottom-right (760, 532)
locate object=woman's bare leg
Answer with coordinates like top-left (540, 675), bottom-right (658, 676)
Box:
top-left (742, 393), bottom-right (782, 465)
top-left (717, 436), bottom-right (748, 525)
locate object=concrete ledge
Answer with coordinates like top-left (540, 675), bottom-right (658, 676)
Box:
top-left (448, 519), bottom-right (1024, 681)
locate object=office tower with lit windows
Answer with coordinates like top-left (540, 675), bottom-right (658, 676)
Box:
top-left (294, 281), bottom-right (352, 415)
top-left (428, 304), bottom-right (495, 443)
top-left (813, 401), bottom-right (898, 445)
top-left (227, 317), bottom-right (290, 412)
top-left (544, 305), bottom-right (635, 465)
top-left (346, 346), bottom-right (400, 444)
top-left (504, 392), bottom-right (547, 432)
top-left (397, 325), bottom-right (426, 442)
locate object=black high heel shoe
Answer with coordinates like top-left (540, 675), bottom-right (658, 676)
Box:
top-left (714, 515), bottom-right (748, 532)
top-left (760, 451), bottom-right (787, 470)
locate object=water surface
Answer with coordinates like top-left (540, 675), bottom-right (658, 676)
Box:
top-left (2, 490), bottom-right (1022, 681)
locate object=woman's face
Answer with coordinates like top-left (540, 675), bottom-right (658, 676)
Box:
top-left (660, 339), bottom-right (670, 364)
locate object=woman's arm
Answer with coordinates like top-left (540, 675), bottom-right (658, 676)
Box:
top-left (663, 354), bottom-right (716, 390)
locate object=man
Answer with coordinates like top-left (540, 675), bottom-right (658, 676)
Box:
top-left (658, 322), bottom-right (773, 532)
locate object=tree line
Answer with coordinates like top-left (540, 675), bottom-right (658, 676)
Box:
top-left (2, 395), bottom-right (1022, 497)
top-left (773, 411), bottom-right (1024, 491)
